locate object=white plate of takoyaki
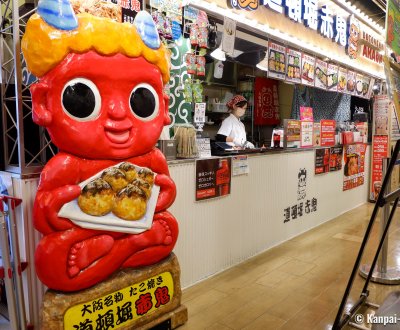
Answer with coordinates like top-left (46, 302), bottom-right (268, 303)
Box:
top-left (58, 162), bottom-right (160, 234)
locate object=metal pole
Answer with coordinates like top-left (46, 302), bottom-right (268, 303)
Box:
top-left (0, 199), bottom-right (19, 330)
top-left (333, 140), bottom-right (400, 329)
top-left (359, 158), bottom-right (400, 284)
top-left (6, 198), bottom-right (26, 329)
top-left (378, 158), bottom-right (389, 274)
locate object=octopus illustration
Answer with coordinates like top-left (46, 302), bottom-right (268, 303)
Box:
top-left (22, 0), bottom-right (178, 291)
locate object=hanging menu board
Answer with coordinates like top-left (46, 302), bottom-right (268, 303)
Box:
top-left (337, 68), bottom-right (347, 93)
top-left (286, 48), bottom-right (302, 84)
top-left (361, 76), bottom-right (371, 99)
top-left (268, 41), bottom-right (286, 80)
top-left (346, 70), bottom-right (356, 95)
top-left (315, 59), bottom-right (328, 89)
top-left (301, 53), bottom-right (315, 86)
top-left (355, 74), bottom-right (368, 99)
top-left (327, 64), bottom-right (338, 92)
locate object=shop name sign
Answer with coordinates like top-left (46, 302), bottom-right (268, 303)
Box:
top-left (230, 0), bottom-right (368, 57)
top-left (361, 31), bottom-right (384, 64)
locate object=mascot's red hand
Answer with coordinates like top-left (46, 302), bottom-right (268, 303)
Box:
top-left (154, 174), bottom-right (176, 212)
top-left (37, 185), bottom-right (81, 232)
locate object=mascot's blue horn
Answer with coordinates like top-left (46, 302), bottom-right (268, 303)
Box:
top-left (37, 0), bottom-right (78, 30)
top-left (134, 11), bottom-right (161, 50)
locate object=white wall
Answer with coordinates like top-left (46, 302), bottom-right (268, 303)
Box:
top-left (169, 148), bottom-right (371, 288)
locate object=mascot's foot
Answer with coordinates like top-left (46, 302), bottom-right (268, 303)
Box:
top-left (67, 235), bottom-right (114, 278)
top-left (141, 219), bottom-right (173, 246)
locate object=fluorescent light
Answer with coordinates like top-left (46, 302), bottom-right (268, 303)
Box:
top-left (210, 47), bottom-right (226, 61)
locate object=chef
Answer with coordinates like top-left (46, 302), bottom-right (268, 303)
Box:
top-left (216, 95), bottom-right (254, 148)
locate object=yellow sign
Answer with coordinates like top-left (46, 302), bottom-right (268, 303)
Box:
top-left (64, 272), bottom-right (174, 329)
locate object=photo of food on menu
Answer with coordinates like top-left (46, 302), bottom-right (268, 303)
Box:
top-left (301, 53), bottom-right (315, 86)
top-left (315, 59), bottom-right (328, 89)
top-left (268, 41), bottom-right (286, 80)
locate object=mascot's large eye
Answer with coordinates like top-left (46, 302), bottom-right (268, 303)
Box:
top-left (129, 83), bottom-right (159, 121)
top-left (61, 78), bottom-right (101, 121)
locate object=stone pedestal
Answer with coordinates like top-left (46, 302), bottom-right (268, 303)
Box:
top-left (41, 253), bottom-right (187, 329)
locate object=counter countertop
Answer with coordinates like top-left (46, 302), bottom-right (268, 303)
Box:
top-left (167, 146), bottom-right (337, 165)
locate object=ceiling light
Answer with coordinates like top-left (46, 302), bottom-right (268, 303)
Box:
top-left (210, 47), bottom-right (226, 61)
top-left (256, 52), bottom-right (269, 71)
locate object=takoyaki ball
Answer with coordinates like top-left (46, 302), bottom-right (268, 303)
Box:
top-left (118, 162), bottom-right (138, 182)
top-left (101, 168), bottom-right (128, 192)
top-left (78, 179), bottom-right (115, 216)
top-left (137, 168), bottom-right (154, 186)
top-left (131, 178), bottom-right (152, 199)
top-left (112, 185), bottom-right (147, 220)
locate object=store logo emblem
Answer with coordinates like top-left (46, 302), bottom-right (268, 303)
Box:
top-left (297, 168), bottom-right (307, 200)
top-left (284, 168), bottom-right (318, 224)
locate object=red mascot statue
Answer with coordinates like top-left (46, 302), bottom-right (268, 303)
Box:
top-left (22, 0), bottom-right (178, 292)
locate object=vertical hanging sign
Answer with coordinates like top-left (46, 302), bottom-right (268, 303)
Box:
top-left (222, 17), bottom-right (236, 55)
top-left (370, 135), bottom-right (388, 201)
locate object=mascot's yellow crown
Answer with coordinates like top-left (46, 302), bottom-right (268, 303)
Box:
top-left (21, 0), bottom-right (170, 83)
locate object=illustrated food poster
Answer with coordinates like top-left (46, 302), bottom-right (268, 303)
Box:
top-left (343, 144), bottom-right (367, 191)
top-left (300, 106), bottom-right (313, 122)
top-left (329, 146), bottom-right (343, 172)
top-left (284, 119), bottom-right (301, 148)
top-left (315, 148), bottom-right (330, 175)
top-left (195, 158), bottom-right (232, 201)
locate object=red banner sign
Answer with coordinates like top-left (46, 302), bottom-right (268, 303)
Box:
top-left (254, 77), bottom-right (280, 126)
top-left (370, 135), bottom-right (388, 200)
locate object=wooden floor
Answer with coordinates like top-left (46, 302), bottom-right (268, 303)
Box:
top-left (180, 203), bottom-right (400, 330)
top-left (1, 203), bottom-right (399, 329)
